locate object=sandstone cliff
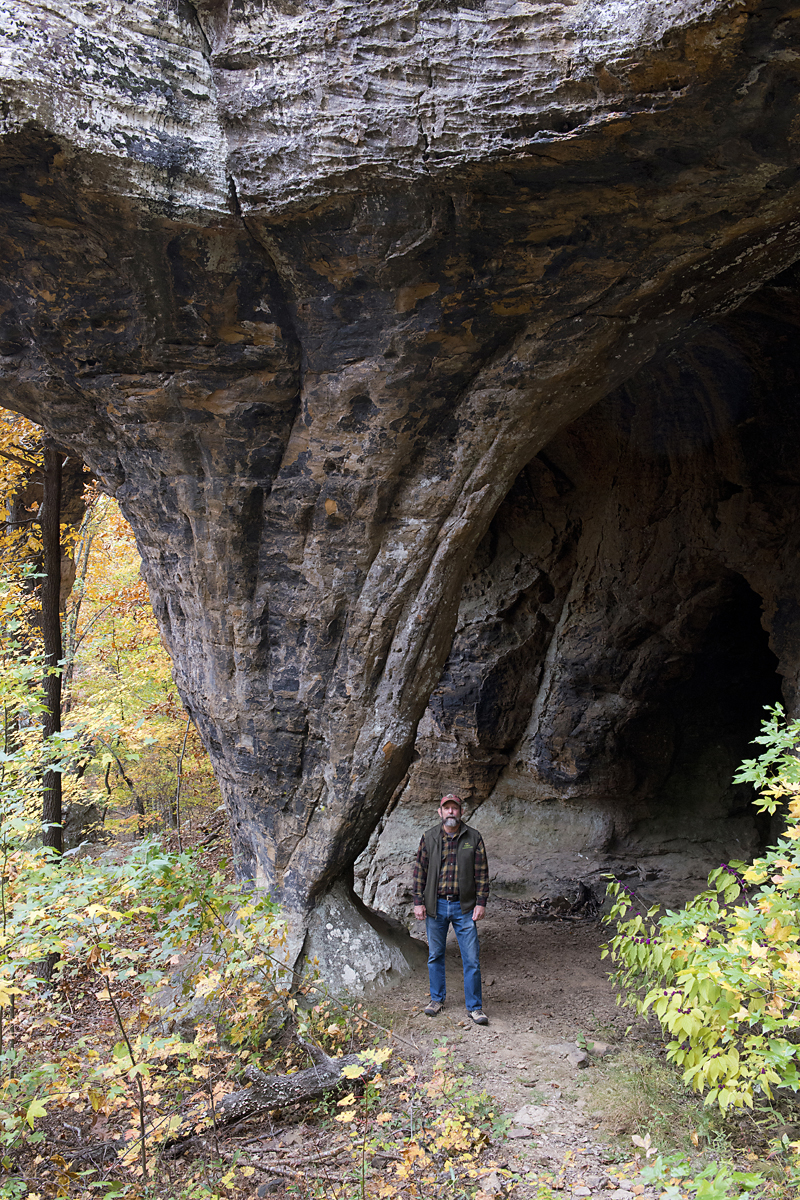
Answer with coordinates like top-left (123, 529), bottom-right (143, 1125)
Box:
top-left (2, 0), bottom-right (800, 983)
top-left (359, 273), bottom-right (800, 919)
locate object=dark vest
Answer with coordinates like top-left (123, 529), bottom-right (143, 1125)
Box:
top-left (423, 822), bottom-right (480, 916)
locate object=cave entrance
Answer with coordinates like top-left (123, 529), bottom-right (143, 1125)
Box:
top-left (625, 575), bottom-right (782, 860)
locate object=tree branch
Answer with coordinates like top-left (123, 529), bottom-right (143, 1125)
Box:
top-left (0, 447), bottom-right (42, 474)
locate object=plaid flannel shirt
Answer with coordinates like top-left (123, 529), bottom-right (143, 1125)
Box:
top-left (413, 826), bottom-right (489, 907)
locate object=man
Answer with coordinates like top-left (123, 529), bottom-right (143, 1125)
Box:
top-left (413, 793), bottom-right (490, 1025)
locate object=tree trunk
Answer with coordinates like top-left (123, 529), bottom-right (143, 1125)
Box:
top-left (41, 445), bottom-right (62, 856)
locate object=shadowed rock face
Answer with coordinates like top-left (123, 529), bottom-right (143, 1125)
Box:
top-left (359, 274), bottom-right (800, 915)
top-left (3, 0), bottom-right (800, 978)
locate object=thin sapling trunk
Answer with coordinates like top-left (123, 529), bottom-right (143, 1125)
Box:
top-left (40, 445), bottom-right (62, 856)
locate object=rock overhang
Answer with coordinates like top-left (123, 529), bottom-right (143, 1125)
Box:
top-left (3, 0), bottom-right (800, 985)
top-left (0, 1), bottom-right (786, 217)
top-left (214, 0), bottom-right (742, 212)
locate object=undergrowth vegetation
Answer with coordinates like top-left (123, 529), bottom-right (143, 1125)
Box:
top-left (0, 808), bottom-right (538, 1199)
top-left (0, 831), bottom-right (295, 1190)
top-left (588, 1044), bottom-right (797, 1197)
top-left (604, 704), bottom-right (800, 1191)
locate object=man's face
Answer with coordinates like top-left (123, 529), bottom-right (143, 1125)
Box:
top-left (439, 800), bottom-right (461, 832)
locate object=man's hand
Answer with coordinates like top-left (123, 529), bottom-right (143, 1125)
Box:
top-left (413, 905), bottom-right (426, 921)
top-left (472, 905), bottom-right (486, 922)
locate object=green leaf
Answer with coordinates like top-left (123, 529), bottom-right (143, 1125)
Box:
top-left (25, 1098), bottom-right (48, 1128)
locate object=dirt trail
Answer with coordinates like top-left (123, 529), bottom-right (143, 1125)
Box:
top-left (376, 901), bottom-right (655, 1198)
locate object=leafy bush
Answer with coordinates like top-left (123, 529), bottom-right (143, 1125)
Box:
top-left (0, 620), bottom-right (295, 1181)
top-left (603, 705), bottom-right (800, 1116)
top-left (0, 575), bottom-right (300, 1190)
top-left (1, 834), bottom-right (297, 1178)
top-left (636, 1141), bottom-right (765, 1200)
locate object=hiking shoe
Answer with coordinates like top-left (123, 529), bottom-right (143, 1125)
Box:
top-left (468, 1009), bottom-right (489, 1025)
top-left (424, 1000), bottom-right (444, 1016)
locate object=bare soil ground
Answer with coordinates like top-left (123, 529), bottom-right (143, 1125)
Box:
top-left (375, 900), bottom-right (650, 1198)
top-left (372, 894), bottom-right (800, 1198)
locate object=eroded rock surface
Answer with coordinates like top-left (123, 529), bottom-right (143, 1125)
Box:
top-left (359, 274), bottom-right (800, 916)
top-left (3, 0), bottom-right (800, 975)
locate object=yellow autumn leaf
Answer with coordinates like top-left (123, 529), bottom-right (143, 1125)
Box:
top-left (376, 1112), bottom-right (393, 1124)
top-left (426, 1070), bottom-right (445, 1096)
top-left (195, 971), bottom-right (221, 998)
top-left (782, 952), bottom-right (800, 977)
top-left (750, 941), bottom-right (768, 959)
top-left (403, 1143), bottom-right (425, 1162)
top-left (191, 1064), bottom-right (210, 1079)
top-left (0, 982), bottom-right (23, 1007)
top-left (341, 1064), bottom-right (365, 1079)
top-left (767, 919), bottom-right (796, 941)
top-left (335, 1110), bottom-right (355, 1123)
top-left (194, 1023), bottom-right (218, 1046)
top-left (337, 1094), bottom-right (356, 1106)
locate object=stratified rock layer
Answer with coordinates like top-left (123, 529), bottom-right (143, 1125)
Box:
top-left (3, 1), bottom-right (800, 976)
top-left (359, 274), bottom-right (800, 915)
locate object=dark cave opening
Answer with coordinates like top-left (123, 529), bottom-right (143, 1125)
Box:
top-left (623, 575), bottom-right (783, 858)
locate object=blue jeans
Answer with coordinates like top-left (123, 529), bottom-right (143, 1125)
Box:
top-left (426, 899), bottom-right (482, 1011)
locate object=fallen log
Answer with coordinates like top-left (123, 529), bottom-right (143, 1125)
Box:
top-left (214, 1040), bottom-right (362, 1126)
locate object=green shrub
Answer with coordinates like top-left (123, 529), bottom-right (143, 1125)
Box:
top-left (603, 705), bottom-right (800, 1117)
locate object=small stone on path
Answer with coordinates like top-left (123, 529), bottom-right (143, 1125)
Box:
top-left (511, 1104), bottom-right (550, 1126)
top-left (547, 1042), bottom-right (577, 1056)
top-left (588, 1041), bottom-right (611, 1057)
top-left (568, 1049), bottom-right (590, 1068)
